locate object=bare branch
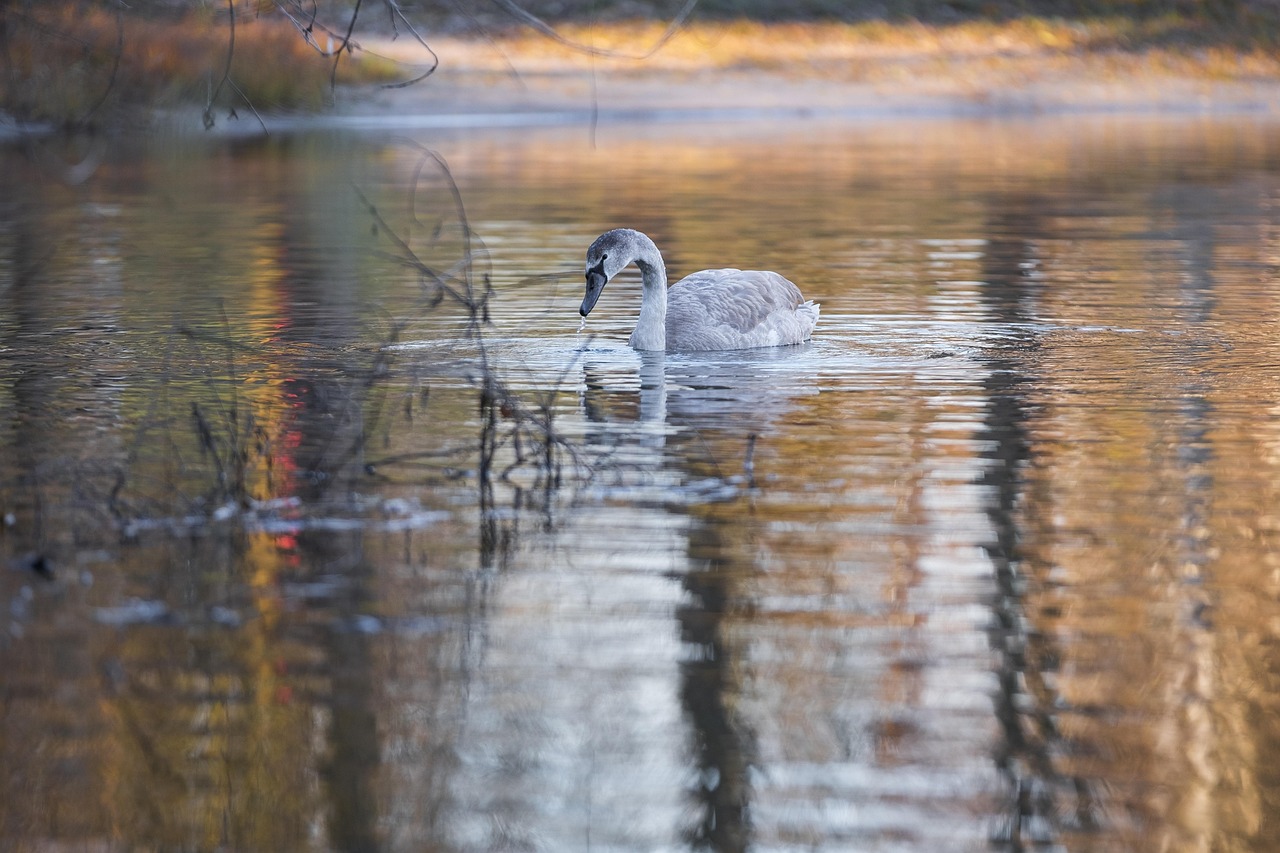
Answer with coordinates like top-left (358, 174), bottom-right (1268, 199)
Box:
top-left (326, 0), bottom-right (364, 90)
top-left (275, 0), bottom-right (325, 51)
top-left (203, 0), bottom-right (237, 130)
top-left (224, 75), bottom-right (268, 134)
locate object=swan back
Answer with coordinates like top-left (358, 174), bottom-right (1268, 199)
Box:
top-left (666, 269), bottom-right (819, 352)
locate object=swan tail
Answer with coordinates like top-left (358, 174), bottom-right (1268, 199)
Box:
top-left (797, 300), bottom-right (821, 336)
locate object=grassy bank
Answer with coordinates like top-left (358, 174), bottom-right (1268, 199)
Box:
top-left (0, 3), bottom-right (401, 128)
top-left (368, 14), bottom-right (1280, 102)
top-left (439, 15), bottom-right (1280, 73)
top-left (5, 1), bottom-right (1280, 129)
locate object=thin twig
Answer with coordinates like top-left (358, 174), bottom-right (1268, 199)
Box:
top-left (224, 76), bottom-right (268, 135)
top-left (328, 0), bottom-right (365, 92)
top-left (203, 0), bottom-right (237, 130)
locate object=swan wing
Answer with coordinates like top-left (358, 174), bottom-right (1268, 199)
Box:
top-left (666, 269), bottom-right (816, 351)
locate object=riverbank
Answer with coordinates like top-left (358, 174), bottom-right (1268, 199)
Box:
top-left (342, 19), bottom-right (1280, 122)
top-left (6, 12), bottom-right (1280, 137)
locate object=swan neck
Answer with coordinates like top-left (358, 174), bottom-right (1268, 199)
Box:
top-left (631, 253), bottom-right (668, 351)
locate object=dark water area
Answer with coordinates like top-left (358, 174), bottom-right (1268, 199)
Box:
top-left (3, 114), bottom-right (1280, 851)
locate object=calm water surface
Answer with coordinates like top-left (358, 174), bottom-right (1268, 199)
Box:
top-left (3, 114), bottom-right (1280, 851)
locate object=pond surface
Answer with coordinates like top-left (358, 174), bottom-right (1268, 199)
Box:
top-left (3, 112), bottom-right (1280, 852)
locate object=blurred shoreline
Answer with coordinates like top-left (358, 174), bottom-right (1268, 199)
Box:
top-left (338, 23), bottom-right (1280, 123)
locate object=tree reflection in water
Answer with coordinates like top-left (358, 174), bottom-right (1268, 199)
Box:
top-left (4, 118), bottom-right (1280, 850)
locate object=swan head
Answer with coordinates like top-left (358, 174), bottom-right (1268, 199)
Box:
top-left (580, 229), bottom-right (658, 317)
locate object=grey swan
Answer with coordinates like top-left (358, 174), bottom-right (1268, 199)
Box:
top-left (579, 228), bottom-right (819, 352)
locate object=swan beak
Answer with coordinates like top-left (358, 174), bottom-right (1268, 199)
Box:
top-left (580, 268), bottom-right (606, 317)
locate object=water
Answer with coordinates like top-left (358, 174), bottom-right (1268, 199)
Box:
top-left (3, 113), bottom-right (1280, 851)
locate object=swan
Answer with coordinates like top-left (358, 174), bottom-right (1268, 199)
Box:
top-left (579, 228), bottom-right (819, 352)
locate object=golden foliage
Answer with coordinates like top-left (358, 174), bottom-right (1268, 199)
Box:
top-left (410, 15), bottom-right (1280, 84)
top-left (0, 3), bottom-right (400, 125)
